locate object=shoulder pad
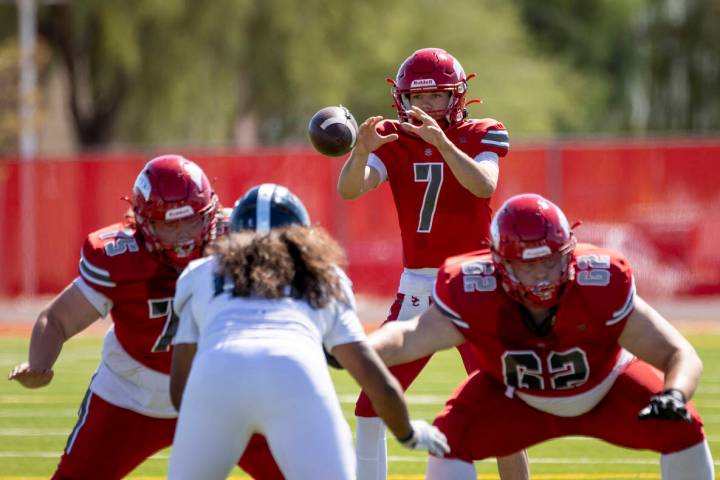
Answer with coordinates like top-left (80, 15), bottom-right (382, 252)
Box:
top-left (80, 223), bottom-right (140, 288)
top-left (573, 244), bottom-right (635, 326)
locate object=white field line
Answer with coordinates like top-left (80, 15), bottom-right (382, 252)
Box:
top-left (0, 450), bottom-right (719, 468)
top-left (1, 428), bottom-right (719, 443)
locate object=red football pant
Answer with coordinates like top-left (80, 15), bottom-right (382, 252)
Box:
top-left (433, 359), bottom-right (706, 462)
top-left (355, 292), bottom-right (480, 417)
top-left (52, 391), bottom-right (284, 479)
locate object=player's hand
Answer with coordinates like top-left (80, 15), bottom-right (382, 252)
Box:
top-left (8, 362), bottom-right (54, 389)
top-left (638, 389), bottom-right (691, 422)
top-left (398, 420), bottom-right (450, 457)
top-left (400, 107), bottom-right (446, 147)
top-left (353, 116), bottom-right (399, 156)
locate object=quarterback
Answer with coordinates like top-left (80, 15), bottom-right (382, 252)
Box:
top-left (369, 193), bottom-right (714, 479)
top-left (337, 47), bottom-right (527, 479)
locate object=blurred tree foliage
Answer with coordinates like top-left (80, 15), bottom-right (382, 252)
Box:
top-left (0, 0), bottom-right (717, 150)
top-left (516, 0), bottom-right (720, 134)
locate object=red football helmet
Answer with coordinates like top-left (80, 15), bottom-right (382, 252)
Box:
top-left (389, 48), bottom-right (474, 128)
top-left (490, 194), bottom-right (577, 308)
top-left (132, 154), bottom-right (218, 269)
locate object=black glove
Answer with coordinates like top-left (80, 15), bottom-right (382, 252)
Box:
top-left (323, 347), bottom-right (344, 370)
top-left (638, 389), bottom-right (691, 422)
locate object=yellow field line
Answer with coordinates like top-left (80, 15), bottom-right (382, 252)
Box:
top-left (0, 475), bottom-right (661, 480)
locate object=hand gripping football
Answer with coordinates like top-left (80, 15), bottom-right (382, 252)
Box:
top-left (308, 105), bottom-right (358, 157)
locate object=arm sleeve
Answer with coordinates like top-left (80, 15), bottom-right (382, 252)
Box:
top-left (474, 151), bottom-right (499, 165)
top-left (366, 153), bottom-right (388, 182)
top-left (78, 239), bottom-right (117, 292)
top-left (172, 261), bottom-right (201, 344)
top-left (173, 306), bottom-right (200, 345)
top-left (604, 257), bottom-right (636, 327)
top-left (431, 263), bottom-right (467, 329)
top-left (322, 268), bottom-right (366, 351)
top-left (478, 120), bottom-right (510, 158)
top-left (72, 276), bottom-right (113, 318)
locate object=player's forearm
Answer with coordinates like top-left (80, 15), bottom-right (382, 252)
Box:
top-left (437, 140), bottom-right (497, 198)
top-left (368, 320), bottom-right (427, 367)
top-left (27, 311), bottom-right (66, 371)
top-left (337, 150), bottom-right (370, 199)
top-left (661, 347), bottom-right (703, 400)
top-left (366, 377), bottom-right (414, 441)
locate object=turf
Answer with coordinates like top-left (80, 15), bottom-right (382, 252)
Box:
top-left (1, 334), bottom-right (718, 479)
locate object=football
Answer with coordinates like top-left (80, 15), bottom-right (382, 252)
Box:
top-left (307, 105), bottom-right (358, 157)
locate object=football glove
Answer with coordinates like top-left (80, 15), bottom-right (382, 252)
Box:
top-left (397, 420), bottom-right (450, 457)
top-left (638, 389), bottom-right (691, 422)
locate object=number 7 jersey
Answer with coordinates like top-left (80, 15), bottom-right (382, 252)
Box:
top-left (368, 118), bottom-right (509, 268)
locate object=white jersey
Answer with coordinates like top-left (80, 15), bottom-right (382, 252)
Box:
top-left (168, 256), bottom-right (366, 479)
top-left (173, 256), bottom-right (366, 352)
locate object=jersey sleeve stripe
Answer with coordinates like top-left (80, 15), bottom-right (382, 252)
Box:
top-left (450, 317), bottom-right (470, 329)
top-left (606, 276), bottom-right (636, 326)
top-left (483, 130), bottom-right (509, 143)
top-left (79, 251), bottom-right (112, 277)
top-left (79, 259), bottom-right (117, 288)
top-left (480, 138), bottom-right (510, 149)
top-left (431, 283), bottom-right (465, 325)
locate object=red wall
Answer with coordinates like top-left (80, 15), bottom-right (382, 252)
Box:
top-left (1, 138), bottom-right (719, 298)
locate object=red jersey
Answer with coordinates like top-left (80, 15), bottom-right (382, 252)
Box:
top-left (79, 222), bottom-right (180, 374)
top-left (432, 244), bottom-right (636, 398)
top-left (371, 118), bottom-right (509, 268)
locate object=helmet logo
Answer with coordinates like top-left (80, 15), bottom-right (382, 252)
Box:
top-left (182, 161), bottom-right (205, 191)
top-left (134, 172), bottom-right (152, 201)
top-left (165, 205), bottom-right (194, 221)
top-left (411, 79), bottom-right (436, 88)
top-left (522, 246), bottom-right (552, 260)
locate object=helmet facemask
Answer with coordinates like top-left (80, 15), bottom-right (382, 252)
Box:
top-left (493, 247), bottom-right (576, 309)
top-left (389, 48), bottom-right (474, 129)
top-left (133, 155), bottom-right (218, 270)
top-left (490, 194), bottom-right (577, 309)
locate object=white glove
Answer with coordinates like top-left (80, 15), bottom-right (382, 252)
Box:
top-left (397, 419), bottom-right (450, 457)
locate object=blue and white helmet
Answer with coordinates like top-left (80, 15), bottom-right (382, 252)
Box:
top-left (230, 183), bottom-right (310, 233)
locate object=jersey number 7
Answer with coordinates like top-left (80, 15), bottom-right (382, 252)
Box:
top-left (148, 298), bottom-right (179, 353)
top-left (414, 163), bottom-right (444, 233)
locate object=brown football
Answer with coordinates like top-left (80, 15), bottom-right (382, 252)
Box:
top-left (308, 105), bottom-right (358, 157)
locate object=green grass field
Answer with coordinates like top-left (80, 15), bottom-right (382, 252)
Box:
top-left (1, 334), bottom-right (718, 479)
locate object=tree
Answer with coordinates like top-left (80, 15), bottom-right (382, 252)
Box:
top-left (2, 0), bottom-right (609, 150)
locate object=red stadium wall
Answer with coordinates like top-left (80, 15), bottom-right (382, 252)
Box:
top-left (1, 138), bottom-right (719, 299)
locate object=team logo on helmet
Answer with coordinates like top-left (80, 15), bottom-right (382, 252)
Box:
top-left (134, 171), bottom-right (152, 201)
top-left (410, 79), bottom-right (437, 88)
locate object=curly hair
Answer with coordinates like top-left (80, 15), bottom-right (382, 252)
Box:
top-left (210, 225), bottom-right (348, 309)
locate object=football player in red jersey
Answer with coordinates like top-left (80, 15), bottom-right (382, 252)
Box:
top-left (8, 155), bottom-right (283, 479)
top-left (367, 193), bottom-right (714, 479)
top-left (337, 47), bottom-right (528, 479)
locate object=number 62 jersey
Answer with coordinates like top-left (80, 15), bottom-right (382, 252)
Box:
top-left (432, 244), bottom-right (636, 416)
